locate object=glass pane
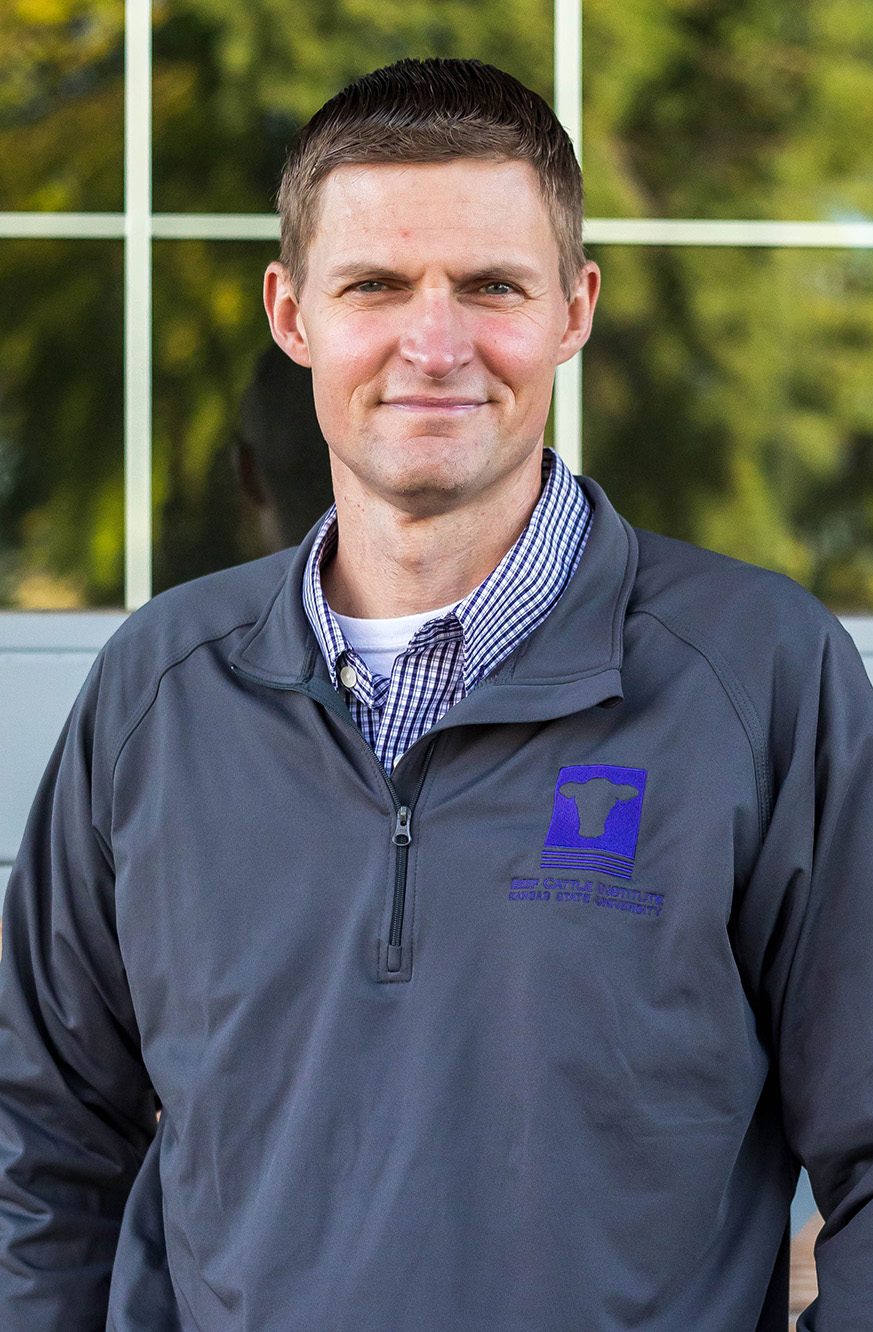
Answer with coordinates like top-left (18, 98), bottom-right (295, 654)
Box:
top-left (152, 0), bottom-right (553, 213)
top-left (582, 244), bottom-right (873, 613)
top-left (582, 1), bottom-right (873, 221)
top-left (0, 239), bottom-right (124, 607)
top-left (152, 239), bottom-right (336, 595)
top-left (0, 0), bottom-right (124, 212)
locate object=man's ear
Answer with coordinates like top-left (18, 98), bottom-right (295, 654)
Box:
top-left (263, 261), bottom-right (311, 367)
top-left (556, 260), bottom-right (601, 365)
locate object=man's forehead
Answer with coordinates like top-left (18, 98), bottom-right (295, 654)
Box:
top-left (309, 159), bottom-right (558, 271)
top-left (320, 156), bottom-right (543, 203)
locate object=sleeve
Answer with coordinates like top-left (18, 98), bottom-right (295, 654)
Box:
top-left (0, 652), bottom-right (157, 1330)
top-left (733, 620), bottom-right (873, 1331)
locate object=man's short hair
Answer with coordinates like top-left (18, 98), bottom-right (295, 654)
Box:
top-left (277, 57), bottom-right (585, 302)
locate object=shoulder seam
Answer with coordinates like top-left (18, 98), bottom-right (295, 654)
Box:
top-left (108, 618), bottom-right (258, 781)
top-left (630, 606), bottom-right (773, 839)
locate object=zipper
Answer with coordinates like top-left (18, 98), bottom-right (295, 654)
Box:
top-left (384, 749), bottom-right (433, 972)
top-left (387, 806), bottom-right (413, 973)
top-left (230, 663), bottom-right (432, 977)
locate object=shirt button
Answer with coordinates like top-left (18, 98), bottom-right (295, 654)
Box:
top-left (339, 665), bottom-right (358, 688)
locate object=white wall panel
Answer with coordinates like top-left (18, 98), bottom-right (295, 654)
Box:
top-left (0, 652), bottom-right (104, 861)
top-left (0, 613), bottom-right (127, 651)
top-left (840, 617), bottom-right (873, 683)
top-left (0, 614), bottom-right (126, 870)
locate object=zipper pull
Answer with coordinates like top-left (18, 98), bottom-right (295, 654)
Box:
top-left (392, 806), bottom-right (412, 846)
top-left (386, 945), bottom-right (403, 972)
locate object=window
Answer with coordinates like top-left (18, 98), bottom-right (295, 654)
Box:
top-left (2, 0), bottom-right (872, 611)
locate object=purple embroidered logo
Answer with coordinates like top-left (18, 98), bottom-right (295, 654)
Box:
top-left (542, 764), bottom-right (647, 880)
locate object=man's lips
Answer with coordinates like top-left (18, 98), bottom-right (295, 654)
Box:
top-left (382, 397), bottom-right (487, 412)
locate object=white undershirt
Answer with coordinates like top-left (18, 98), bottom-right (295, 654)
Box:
top-left (332, 602), bottom-right (459, 680)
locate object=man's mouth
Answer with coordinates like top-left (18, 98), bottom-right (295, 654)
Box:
top-left (382, 397), bottom-right (487, 412)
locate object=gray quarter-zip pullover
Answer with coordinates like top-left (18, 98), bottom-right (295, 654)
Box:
top-left (0, 478), bottom-right (871, 1331)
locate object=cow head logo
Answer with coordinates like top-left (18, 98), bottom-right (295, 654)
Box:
top-left (543, 764), bottom-right (648, 880)
top-left (558, 778), bottom-right (639, 839)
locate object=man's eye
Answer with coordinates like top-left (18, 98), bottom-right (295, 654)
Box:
top-left (354, 281), bottom-right (386, 293)
top-left (481, 282), bottom-right (515, 296)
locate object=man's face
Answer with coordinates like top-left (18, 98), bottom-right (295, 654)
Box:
top-left (265, 158), bottom-right (599, 514)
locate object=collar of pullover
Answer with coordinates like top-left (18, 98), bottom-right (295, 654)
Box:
top-left (229, 475), bottom-right (638, 726)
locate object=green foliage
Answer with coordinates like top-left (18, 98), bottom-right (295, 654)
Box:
top-left (150, 240), bottom-right (276, 595)
top-left (583, 0), bottom-right (873, 222)
top-left (582, 0), bottom-right (873, 610)
top-left (0, 0), bottom-right (124, 211)
top-left (0, 238), bottom-right (124, 606)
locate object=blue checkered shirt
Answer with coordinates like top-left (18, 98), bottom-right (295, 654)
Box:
top-left (303, 448), bottom-right (593, 771)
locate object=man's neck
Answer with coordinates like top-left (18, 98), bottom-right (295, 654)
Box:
top-left (321, 455), bottom-right (545, 619)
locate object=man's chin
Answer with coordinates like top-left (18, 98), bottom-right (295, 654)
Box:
top-left (363, 440), bottom-right (495, 514)
top-left (380, 470), bottom-right (476, 518)
top-left (329, 431), bottom-right (531, 517)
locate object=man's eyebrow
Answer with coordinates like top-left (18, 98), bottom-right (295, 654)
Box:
top-left (462, 263), bottom-right (543, 288)
top-left (325, 263), bottom-right (405, 285)
top-left (324, 261), bottom-right (543, 286)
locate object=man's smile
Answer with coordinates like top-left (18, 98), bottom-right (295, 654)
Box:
top-left (381, 397), bottom-right (488, 412)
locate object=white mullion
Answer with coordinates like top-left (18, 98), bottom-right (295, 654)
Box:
top-left (583, 217), bottom-right (873, 247)
top-left (6, 215), bottom-right (873, 248)
top-left (0, 213), bottom-right (126, 238)
top-left (150, 213), bottom-right (280, 240)
top-left (553, 0), bottom-right (583, 473)
top-left (124, 0), bottom-right (152, 608)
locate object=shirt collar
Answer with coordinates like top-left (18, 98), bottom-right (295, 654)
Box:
top-left (302, 448), bottom-right (591, 691)
top-left (301, 516), bottom-right (346, 688)
top-left (451, 448), bottom-right (591, 689)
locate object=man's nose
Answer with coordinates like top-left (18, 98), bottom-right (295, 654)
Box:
top-left (397, 290), bottom-right (474, 378)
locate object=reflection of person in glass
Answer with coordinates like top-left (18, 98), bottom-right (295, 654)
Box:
top-left (2, 57), bottom-right (872, 1332)
top-left (233, 342), bottom-right (333, 552)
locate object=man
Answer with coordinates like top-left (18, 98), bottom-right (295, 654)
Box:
top-left (0, 56), bottom-right (871, 1332)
